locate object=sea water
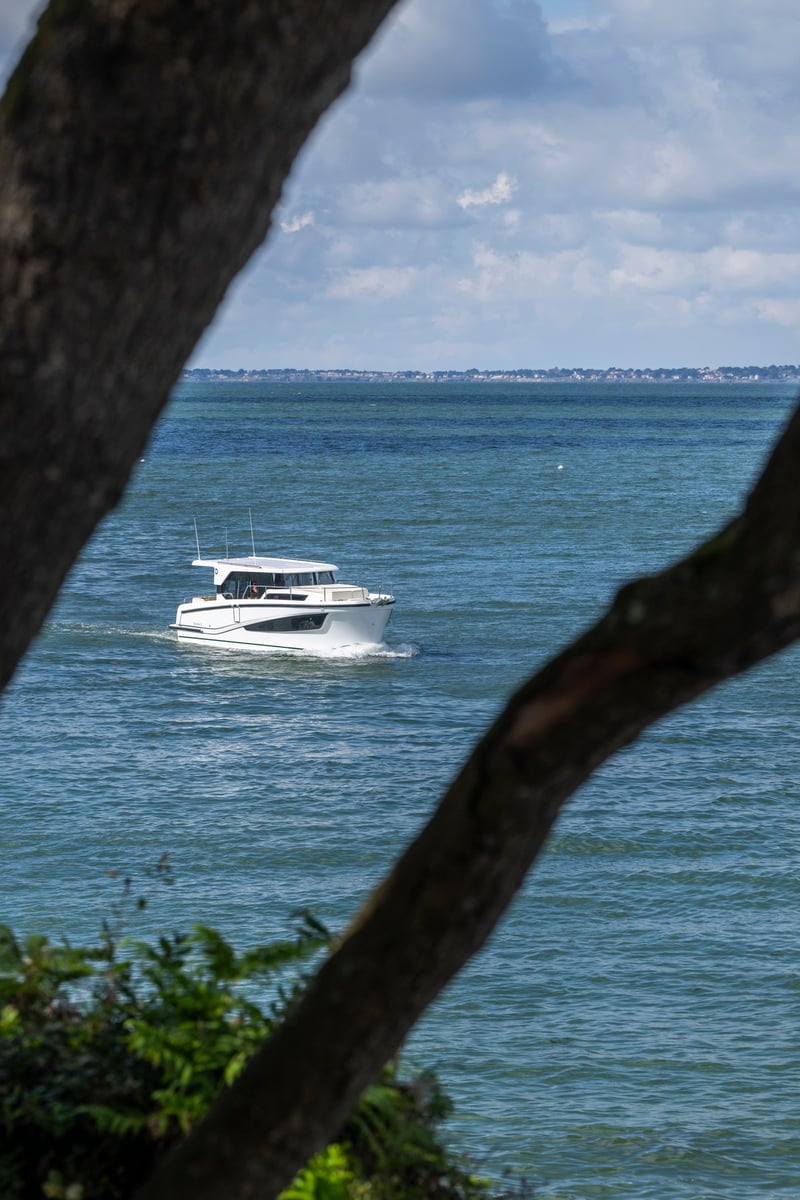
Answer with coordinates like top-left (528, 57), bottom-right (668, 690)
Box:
top-left (1, 381), bottom-right (798, 1199)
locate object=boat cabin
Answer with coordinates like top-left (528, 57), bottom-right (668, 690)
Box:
top-left (174, 550), bottom-right (394, 648)
top-left (192, 555), bottom-right (340, 601)
top-left (218, 568), bottom-right (336, 599)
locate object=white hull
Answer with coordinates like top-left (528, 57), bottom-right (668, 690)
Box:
top-left (172, 595), bottom-right (394, 653)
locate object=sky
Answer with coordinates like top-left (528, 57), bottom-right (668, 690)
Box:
top-left (4, 0), bottom-right (800, 369)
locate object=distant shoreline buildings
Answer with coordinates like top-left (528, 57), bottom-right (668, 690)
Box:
top-left (181, 364), bottom-right (800, 384)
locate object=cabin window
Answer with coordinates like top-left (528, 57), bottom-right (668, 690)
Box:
top-left (219, 566), bottom-right (284, 595)
top-left (246, 613), bottom-right (326, 633)
top-left (219, 571), bottom-right (279, 597)
top-left (219, 569), bottom-right (336, 596)
top-left (283, 573), bottom-right (318, 586)
top-left (219, 572), bottom-right (249, 598)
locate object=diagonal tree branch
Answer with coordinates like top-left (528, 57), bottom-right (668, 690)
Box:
top-left (139, 401), bottom-right (800, 1198)
top-left (5, 5), bottom-right (800, 1199)
top-left (0, 0), bottom-right (398, 691)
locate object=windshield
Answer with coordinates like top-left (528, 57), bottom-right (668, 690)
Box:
top-left (218, 570), bottom-right (336, 597)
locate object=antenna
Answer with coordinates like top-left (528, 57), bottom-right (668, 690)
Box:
top-left (225, 527), bottom-right (230, 558)
top-left (193, 518), bottom-right (201, 559)
top-left (249, 509), bottom-right (257, 557)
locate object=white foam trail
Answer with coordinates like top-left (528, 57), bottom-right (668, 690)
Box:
top-left (48, 621), bottom-right (421, 661)
top-left (270, 640), bottom-right (419, 661)
top-left (170, 635), bottom-right (420, 662)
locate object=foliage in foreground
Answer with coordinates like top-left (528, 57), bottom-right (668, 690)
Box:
top-left (0, 892), bottom-right (487, 1200)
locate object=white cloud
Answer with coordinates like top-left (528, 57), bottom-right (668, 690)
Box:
top-left (457, 173), bottom-right (517, 211)
top-left (457, 242), bottom-right (604, 305)
top-left (547, 16), bottom-right (610, 35)
top-left (326, 266), bottom-right (421, 301)
top-left (357, 0), bottom-right (552, 99)
top-left (279, 211), bottom-right (315, 234)
top-left (195, 0), bottom-right (800, 366)
top-left (598, 209), bottom-right (666, 243)
top-left (7, 0), bottom-right (797, 367)
top-left (609, 245), bottom-right (800, 296)
top-left (336, 177), bottom-right (460, 230)
top-left (753, 298), bottom-right (800, 330)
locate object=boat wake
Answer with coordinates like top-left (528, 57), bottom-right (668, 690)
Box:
top-left (314, 640), bottom-right (420, 660)
top-left (171, 637), bottom-right (421, 662)
top-left (205, 639), bottom-right (419, 661)
top-left (43, 621), bottom-right (420, 661)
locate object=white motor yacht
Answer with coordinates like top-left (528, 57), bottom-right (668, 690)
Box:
top-left (171, 554), bottom-right (394, 652)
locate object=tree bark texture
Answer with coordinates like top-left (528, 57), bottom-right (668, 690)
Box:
top-left (0, 0), bottom-right (398, 691)
top-left (4, 5), bottom-right (800, 1200)
top-left (139, 402), bottom-right (800, 1199)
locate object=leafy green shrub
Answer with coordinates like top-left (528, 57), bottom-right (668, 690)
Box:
top-left (0, 896), bottom-right (487, 1200)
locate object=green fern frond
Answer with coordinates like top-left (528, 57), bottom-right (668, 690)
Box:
top-left (77, 1104), bottom-right (148, 1138)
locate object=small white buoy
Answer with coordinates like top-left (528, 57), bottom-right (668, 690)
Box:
top-left (557, 464), bottom-right (563, 470)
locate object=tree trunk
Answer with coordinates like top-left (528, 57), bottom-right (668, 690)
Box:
top-left (4, 5), bottom-right (800, 1200)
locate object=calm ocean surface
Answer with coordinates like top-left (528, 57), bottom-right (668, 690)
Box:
top-left (2, 381), bottom-right (799, 1198)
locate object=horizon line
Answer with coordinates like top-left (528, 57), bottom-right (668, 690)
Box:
top-left (182, 363), bottom-right (800, 378)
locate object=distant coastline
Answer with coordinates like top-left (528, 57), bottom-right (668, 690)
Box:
top-left (181, 364), bottom-right (800, 384)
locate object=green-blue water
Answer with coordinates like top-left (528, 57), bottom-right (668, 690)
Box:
top-left (2, 381), bottom-right (799, 1198)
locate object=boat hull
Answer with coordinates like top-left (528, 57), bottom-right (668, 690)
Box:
top-left (171, 596), bottom-right (394, 652)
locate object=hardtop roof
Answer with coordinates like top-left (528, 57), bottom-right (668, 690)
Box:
top-left (192, 554), bottom-right (339, 574)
